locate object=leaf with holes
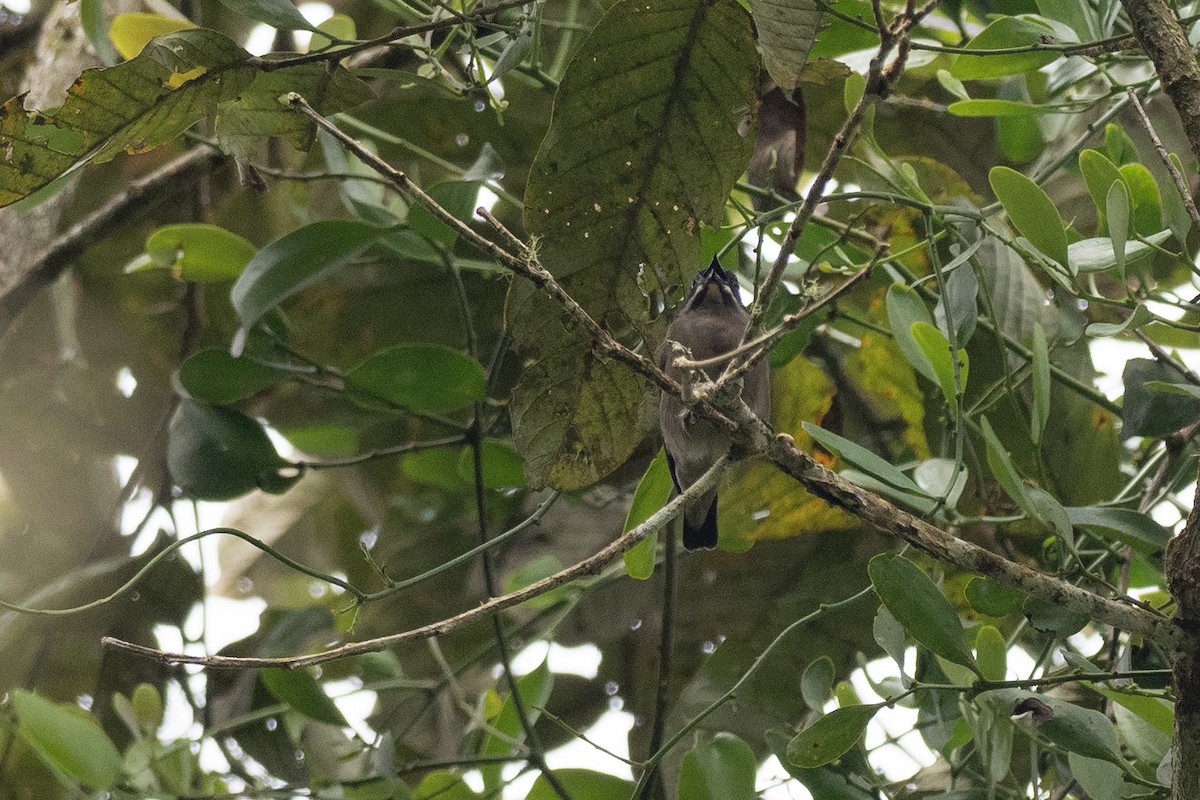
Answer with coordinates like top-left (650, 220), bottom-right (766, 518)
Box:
top-left (787, 704), bottom-right (879, 768)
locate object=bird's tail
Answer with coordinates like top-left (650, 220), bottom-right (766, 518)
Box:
top-left (683, 494), bottom-right (719, 550)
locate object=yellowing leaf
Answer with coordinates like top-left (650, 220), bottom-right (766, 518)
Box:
top-left (109, 12), bottom-right (197, 60)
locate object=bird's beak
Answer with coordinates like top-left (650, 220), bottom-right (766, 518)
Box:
top-left (699, 256), bottom-right (726, 285)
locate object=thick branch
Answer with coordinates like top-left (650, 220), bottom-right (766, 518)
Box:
top-left (0, 147), bottom-right (226, 338)
top-left (1122, 0), bottom-right (1200, 166)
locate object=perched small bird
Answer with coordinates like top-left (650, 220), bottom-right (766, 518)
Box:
top-left (659, 257), bottom-right (771, 550)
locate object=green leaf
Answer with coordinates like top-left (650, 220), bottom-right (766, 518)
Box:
top-left (167, 400), bottom-right (294, 500)
top-left (230, 220), bottom-right (385, 332)
top-left (260, 669), bottom-right (348, 726)
top-left (503, 554), bottom-right (569, 610)
top-left (974, 625), bottom-right (1006, 682)
top-left (131, 684), bottom-right (164, 730)
top-left (1147, 380), bottom-right (1200, 399)
top-left (409, 181), bottom-right (482, 249)
top-left (1106, 180), bottom-right (1130, 276)
top-left (787, 704), bottom-right (879, 768)
top-left (678, 731), bottom-right (758, 800)
top-left (873, 605), bottom-right (906, 673)
top-left (413, 771), bottom-right (480, 800)
top-left (802, 656), bottom-right (837, 710)
top-left (12, 690), bottom-right (124, 789)
top-left (623, 450), bottom-right (673, 579)
top-left (1068, 231), bottom-right (1171, 273)
top-left (1092, 686), bottom-right (1173, 736)
top-left (479, 660), bottom-right (553, 790)
top-left (749, 0), bottom-right (823, 90)
top-left (1026, 485), bottom-right (1074, 544)
top-left (1068, 753), bottom-right (1123, 800)
top-left (802, 422), bottom-right (924, 496)
top-left (401, 447), bottom-right (469, 491)
top-left (948, 99), bottom-right (1052, 116)
top-left (980, 416), bottom-right (1035, 516)
top-left (868, 553), bottom-right (977, 671)
top-left (965, 577), bottom-right (1025, 617)
top-left (910, 321), bottom-right (968, 406)
top-left (176, 348), bottom-right (288, 405)
top-left (215, 0), bottom-right (321, 31)
top-left (217, 66), bottom-right (373, 164)
top-left (139, 223), bottom-right (257, 283)
top-left (522, 0), bottom-right (757, 322)
top-left (989, 166), bottom-right (1068, 267)
top-left (951, 16), bottom-right (1060, 80)
top-left (913, 458), bottom-right (967, 509)
top-left (526, 769), bottom-right (634, 800)
top-left (885, 283), bottom-right (937, 384)
top-left (1079, 149), bottom-right (1124, 232)
top-left (1065, 506), bottom-right (1171, 553)
top-left (455, 440), bottom-right (526, 489)
top-left (988, 688), bottom-right (1123, 762)
top-left (1164, 152), bottom-right (1194, 245)
top-left (1023, 596), bottom-right (1088, 635)
top-left (1118, 162), bottom-right (1164, 236)
top-left (1030, 322), bottom-right (1050, 444)
top-left (1122, 358), bottom-right (1200, 437)
top-left (1104, 123), bottom-right (1139, 166)
top-left (0, 30), bottom-right (254, 207)
top-left (345, 344), bottom-right (486, 414)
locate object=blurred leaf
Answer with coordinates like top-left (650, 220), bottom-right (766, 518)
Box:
top-left (801, 656), bottom-right (836, 710)
top-left (12, 690), bottom-right (123, 790)
top-left (873, 605), bottom-right (906, 673)
top-left (965, 577), bottom-right (1025, 617)
top-left (1164, 152), bottom-right (1194, 245)
top-left (980, 416), bottom-right (1035, 515)
top-left (936, 250), bottom-right (979, 343)
top-left (1092, 686), bottom-right (1173, 736)
top-left (409, 181), bottom-right (481, 249)
top-left (989, 166), bottom-right (1067, 267)
top-left (176, 348), bottom-right (287, 405)
top-left (526, 769), bottom-right (634, 800)
top-left (913, 458), bottom-right (967, 509)
top-left (131, 683), bottom-right (164, 731)
top-left (138, 223), bottom-right (257, 283)
top-left (413, 771), bottom-right (479, 800)
top-left (401, 447), bottom-right (469, 491)
top-left (108, 13), bottom-right (197, 59)
top-left (679, 731), bottom-right (757, 800)
top-left (868, 553), bottom-right (977, 671)
top-left (522, 0), bottom-right (757, 321)
top-left (479, 660), bottom-right (552, 790)
top-left (750, 0), bottom-right (822, 90)
top-left (215, 0), bottom-right (321, 31)
top-left (623, 449), bottom-right (673, 579)
top-left (310, 14), bottom-right (356, 52)
top-left (787, 704), bottom-right (878, 768)
top-left (231, 220), bottom-right (385, 333)
top-left (951, 17), bottom-right (1060, 79)
top-left (1086, 303), bottom-right (1152, 337)
top-left (346, 344), bottom-right (485, 413)
top-left (1104, 123), bottom-right (1139, 165)
top-left (455, 440), bottom-right (526, 489)
top-left (974, 625), bottom-right (1006, 682)
top-left (948, 99), bottom-right (1049, 116)
top-left (1106, 180), bottom-right (1130, 276)
top-left (1122, 358), bottom-right (1200, 437)
top-left (167, 400), bottom-right (294, 500)
top-left (1067, 753), bottom-right (1123, 800)
top-left (503, 554), bottom-right (569, 609)
top-left (260, 669), bottom-right (348, 726)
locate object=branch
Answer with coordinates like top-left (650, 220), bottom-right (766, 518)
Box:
top-left (711, 397), bottom-right (1188, 655)
top-left (0, 146), bottom-right (227, 338)
top-left (1121, 0), bottom-right (1200, 166)
top-left (101, 456), bottom-right (732, 668)
top-left (1125, 87), bottom-right (1200, 227)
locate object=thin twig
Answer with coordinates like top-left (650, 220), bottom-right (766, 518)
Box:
top-left (1126, 87), bottom-right (1200, 226)
top-left (101, 456), bottom-right (733, 668)
top-left (1135, 328), bottom-right (1200, 386)
top-left (297, 434), bottom-right (466, 468)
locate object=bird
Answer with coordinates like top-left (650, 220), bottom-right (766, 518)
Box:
top-left (658, 257), bottom-right (771, 550)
